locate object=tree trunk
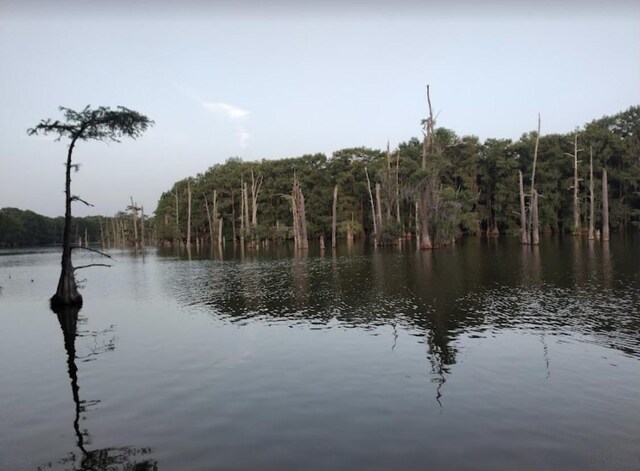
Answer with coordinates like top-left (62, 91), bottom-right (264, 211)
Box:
top-left (140, 205), bottom-right (145, 249)
top-left (572, 132), bottom-right (581, 235)
top-left (395, 150), bottom-right (401, 225)
top-left (243, 181), bottom-right (250, 238)
top-left (203, 193), bottom-right (213, 245)
top-left (240, 181), bottom-right (245, 245)
top-left (531, 189), bottom-right (540, 245)
top-left (218, 217), bottom-right (223, 246)
top-left (529, 114), bottom-right (541, 244)
top-left (52, 137), bottom-right (82, 307)
top-left (519, 170), bottom-right (529, 244)
top-left (99, 217), bottom-right (105, 249)
top-left (364, 167), bottom-right (378, 243)
top-left (130, 196), bottom-right (139, 251)
top-left (174, 188), bottom-right (180, 245)
top-left (419, 194), bottom-right (432, 250)
top-left (250, 170), bottom-right (262, 227)
top-left (331, 184), bottom-right (338, 249)
top-left (231, 190), bottom-right (237, 243)
top-left (375, 182), bottom-right (383, 238)
top-left (602, 167), bottom-right (610, 241)
top-left (298, 183), bottom-right (309, 250)
top-left (186, 180), bottom-right (192, 250)
top-left (588, 147), bottom-right (595, 240)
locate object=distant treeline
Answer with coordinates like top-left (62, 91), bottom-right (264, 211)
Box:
top-left (0, 207), bottom-right (149, 248)
top-left (153, 106), bottom-right (640, 248)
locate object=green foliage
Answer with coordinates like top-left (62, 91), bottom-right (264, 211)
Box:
top-left (27, 105), bottom-right (154, 143)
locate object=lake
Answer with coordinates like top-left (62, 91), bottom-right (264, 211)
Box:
top-left (1, 237), bottom-right (639, 470)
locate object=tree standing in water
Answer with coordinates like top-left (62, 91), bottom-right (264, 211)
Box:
top-left (28, 105), bottom-right (153, 307)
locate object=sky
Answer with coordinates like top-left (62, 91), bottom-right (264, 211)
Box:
top-left (1, 1), bottom-right (638, 217)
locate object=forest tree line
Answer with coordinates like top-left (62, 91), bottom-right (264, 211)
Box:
top-left (153, 105), bottom-right (640, 249)
top-left (0, 199), bottom-right (148, 249)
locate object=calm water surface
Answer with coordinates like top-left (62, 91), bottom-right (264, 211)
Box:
top-left (0, 237), bottom-right (639, 470)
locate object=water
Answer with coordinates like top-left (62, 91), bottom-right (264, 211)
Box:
top-left (1, 237), bottom-right (639, 470)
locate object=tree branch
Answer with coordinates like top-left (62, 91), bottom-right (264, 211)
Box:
top-left (71, 195), bottom-right (94, 207)
top-left (71, 245), bottom-right (114, 259)
top-left (74, 263), bottom-right (112, 271)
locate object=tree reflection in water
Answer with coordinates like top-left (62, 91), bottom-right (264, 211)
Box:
top-left (39, 304), bottom-right (158, 471)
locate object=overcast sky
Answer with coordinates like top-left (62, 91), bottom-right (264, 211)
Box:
top-left (1, 1), bottom-right (638, 217)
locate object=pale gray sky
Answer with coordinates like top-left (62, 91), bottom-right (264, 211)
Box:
top-left (1, 1), bottom-right (638, 217)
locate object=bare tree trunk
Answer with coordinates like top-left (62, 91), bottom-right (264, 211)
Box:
top-left (231, 190), bottom-right (237, 243)
top-left (419, 195), bottom-right (432, 250)
top-left (130, 196), bottom-right (139, 251)
top-left (588, 146), bottom-right (595, 240)
top-left (331, 184), bottom-right (338, 249)
top-left (602, 167), bottom-right (610, 241)
top-left (572, 132), bottom-right (581, 235)
top-left (519, 170), bottom-right (529, 244)
top-left (52, 136), bottom-right (82, 306)
top-left (250, 170), bottom-right (262, 227)
top-left (203, 193), bottom-right (213, 245)
top-left (240, 180), bottom-right (245, 245)
top-left (174, 188), bottom-right (180, 245)
top-left (529, 114), bottom-right (541, 244)
top-left (532, 189), bottom-right (540, 245)
top-left (418, 86), bottom-right (436, 250)
top-left (364, 167), bottom-right (378, 243)
top-left (243, 181), bottom-right (250, 238)
top-left (395, 150), bottom-right (401, 224)
top-left (218, 217), bottom-right (223, 246)
top-left (140, 205), bottom-right (145, 249)
top-left (186, 180), bottom-right (192, 250)
top-left (376, 183), bottom-right (383, 234)
top-left (415, 200), bottom-right (420, 250)
top-left (298, 183), bottom-right (309, 250)
top-left (99, 217), bottom-right (105, 249)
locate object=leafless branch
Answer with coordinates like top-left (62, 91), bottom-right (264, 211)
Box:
top-left (73, 263), bottom-right (112, 271)
top-left (71, 195), bottom-right (94, 207)
top-left (71, 246), bottom-right (114, 259)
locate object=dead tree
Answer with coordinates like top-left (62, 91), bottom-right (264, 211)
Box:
top-left (186, 179), bottom-right (192, 251)
top-left (174, 188), bottom-right (180, 245)
top-left (331, 184), bottom-right (338, 249)
top-left (588, 146), bottom-right (595, 240)
top-left (418, 84), bottom-right (435, 250)
top-left (529, 114), bottom-right (541, 245)
top-left (203, 192), bottom-right (214, 245)
top-left (602, 167), bottom-right (610, 241)
top-left (566, 131), bottom-right (582, 234)
top-left (287, 174), bottom-right (309, 249)
top-left (519, 170), bottom-right (529, 244)
top-left (129, 197), bottom-right (140, 250)
top-left (250, 170), bottom-right (263, 227)
top-left (364, 167), bottom-right (378, 244)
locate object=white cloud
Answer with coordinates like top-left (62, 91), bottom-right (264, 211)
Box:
top-left (202, 102), bottom-right (249, 120)
top-left (173, 84), bottom-right (251, 148)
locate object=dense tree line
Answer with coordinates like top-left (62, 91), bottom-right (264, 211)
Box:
top-left (0, 206), bottom-right (149, 248)
top-left (154, 106), bottom-right (640, 248)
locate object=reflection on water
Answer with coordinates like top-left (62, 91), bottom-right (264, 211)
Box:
top-left (1, 238), bottom-right (638, 470)
top-left (39, 305), bottom-right (157, 471)
top-left (161, 237), bottom-right (640, 360)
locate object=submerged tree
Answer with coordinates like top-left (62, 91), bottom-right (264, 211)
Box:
top-left (28, 106), bottom-right (153, 307)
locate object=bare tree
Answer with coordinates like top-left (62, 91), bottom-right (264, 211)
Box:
top-left (588, 146), bottom-right (595, 240)
top-left (602, 167), bottom-right (610, 241)
top-left (331, 184), bottom-right (338, 249)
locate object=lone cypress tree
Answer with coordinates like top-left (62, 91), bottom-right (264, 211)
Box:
top-left (28, 105), bottom-right (153, 307)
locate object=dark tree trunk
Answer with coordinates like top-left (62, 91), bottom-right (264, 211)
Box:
top-left (52, 138), bottom-right (82, 307)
